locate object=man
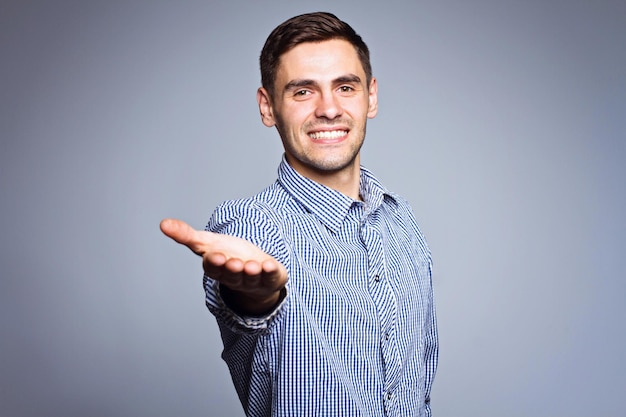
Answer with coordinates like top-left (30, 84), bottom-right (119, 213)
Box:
top-left (161, 12), bottom-right (438, 417)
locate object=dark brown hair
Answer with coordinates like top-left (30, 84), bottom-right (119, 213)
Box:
top-left (260, 12), bottom-right (372, 97)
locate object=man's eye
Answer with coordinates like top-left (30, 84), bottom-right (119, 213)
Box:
top-left (339, 86), bottom-right (354, 93)
top-left (294, 90), bottom-right (310, 96)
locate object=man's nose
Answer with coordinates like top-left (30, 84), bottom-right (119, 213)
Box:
top-left (314, 92), bottom-right (342, 120)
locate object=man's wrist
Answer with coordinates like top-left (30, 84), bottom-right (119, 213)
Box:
top-left (220, 285), bottom-right (286, 317)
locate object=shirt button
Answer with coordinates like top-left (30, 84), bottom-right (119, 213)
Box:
top-left (385, 333), bottom-right (390, 341)
top-left (386, 392), bottom-right (392, 401)
top-left (374, 275), bottom-right (380, 282)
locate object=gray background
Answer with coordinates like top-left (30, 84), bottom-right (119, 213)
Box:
top-left (1, 1), bottom-right (625, 416)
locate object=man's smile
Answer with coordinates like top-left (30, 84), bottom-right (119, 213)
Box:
top-left (308, 129), bottom-right (349, 141)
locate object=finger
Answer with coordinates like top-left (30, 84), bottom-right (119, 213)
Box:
top-left (243, 260), bottom-right (263, 276)
top-left (260, 260), bottom-right (288, 287)
top-left (159, 218), bottom-right (193, 243)
top-left (203, 252), bottom-right (228, 278)
top-left (260, 259), bottom-right (279, 274)
top-left (224, 257), bottom-right (246, 274)
top-left (160, 218), bottom-right (206, 255)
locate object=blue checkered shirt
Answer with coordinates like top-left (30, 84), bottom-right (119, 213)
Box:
top-left (204, 157), bottom-right (438, 417)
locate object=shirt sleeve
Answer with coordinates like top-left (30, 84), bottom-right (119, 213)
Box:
top-left (202, 197), bottom-right (290, 335)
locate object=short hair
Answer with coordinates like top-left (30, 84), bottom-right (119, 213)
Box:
top-left (260, 12), bottom-right (372, 98)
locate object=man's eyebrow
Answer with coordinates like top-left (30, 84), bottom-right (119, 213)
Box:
top-left (334, 74), bottom-right (362, 84)
top-left (283, 79), bottom-right (318, 92)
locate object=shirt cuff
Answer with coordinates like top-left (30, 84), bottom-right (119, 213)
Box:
top-left (203, 275), bottom-right (287, 334)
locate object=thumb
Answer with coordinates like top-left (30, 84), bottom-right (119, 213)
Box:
top-left (160, 218), bottom-right (206, 255)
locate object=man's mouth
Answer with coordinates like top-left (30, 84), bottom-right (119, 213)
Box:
top-left (308, 130), bottom-right (348, 140)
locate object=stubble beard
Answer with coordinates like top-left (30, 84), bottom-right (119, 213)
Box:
top-left (277, 117), bottom-right (367, 174)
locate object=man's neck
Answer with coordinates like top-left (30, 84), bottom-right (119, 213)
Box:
top-left (316, 168), bottom-right (361, 200)
top-left (287, 158), bottom-right (362, 200)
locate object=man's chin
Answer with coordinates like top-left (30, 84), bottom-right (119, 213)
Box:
top-left (304, 155), bottom-right (359, 174)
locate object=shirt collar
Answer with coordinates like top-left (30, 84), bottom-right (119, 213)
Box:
top-left (277, 155), bottom-right (397, 233)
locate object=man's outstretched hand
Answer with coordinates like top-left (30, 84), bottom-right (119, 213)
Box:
top-left (160, 218), bottom-right (287, 315)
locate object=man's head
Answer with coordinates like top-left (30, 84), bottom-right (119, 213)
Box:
top-left (256, 13), bottom-right (378, 196)
top-left (260, 12), bottom-right (372, 99)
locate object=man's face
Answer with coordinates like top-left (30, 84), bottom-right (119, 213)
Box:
top-left (257, 39), bottom-right (378, 181)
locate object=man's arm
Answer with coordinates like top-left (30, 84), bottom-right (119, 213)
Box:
top-left (160, 218), bottom-right (287, 315)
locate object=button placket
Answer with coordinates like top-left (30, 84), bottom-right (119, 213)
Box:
top-left (361, 216), bottom-right (402, 404)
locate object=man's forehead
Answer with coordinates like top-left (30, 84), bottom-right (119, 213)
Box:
top-left (275, 39), bottom-right (365, 81)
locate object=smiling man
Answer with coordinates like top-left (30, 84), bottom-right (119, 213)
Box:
top-left (161, 12), bottom-right (438, 417)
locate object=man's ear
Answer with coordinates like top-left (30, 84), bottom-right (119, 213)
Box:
top-left (257, 87), bottom-right (276, 127)
top-left (367, 77), bottom-right (378, 119)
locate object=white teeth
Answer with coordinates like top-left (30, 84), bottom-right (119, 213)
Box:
top-left (309, 130), bottom-right (347, 140)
